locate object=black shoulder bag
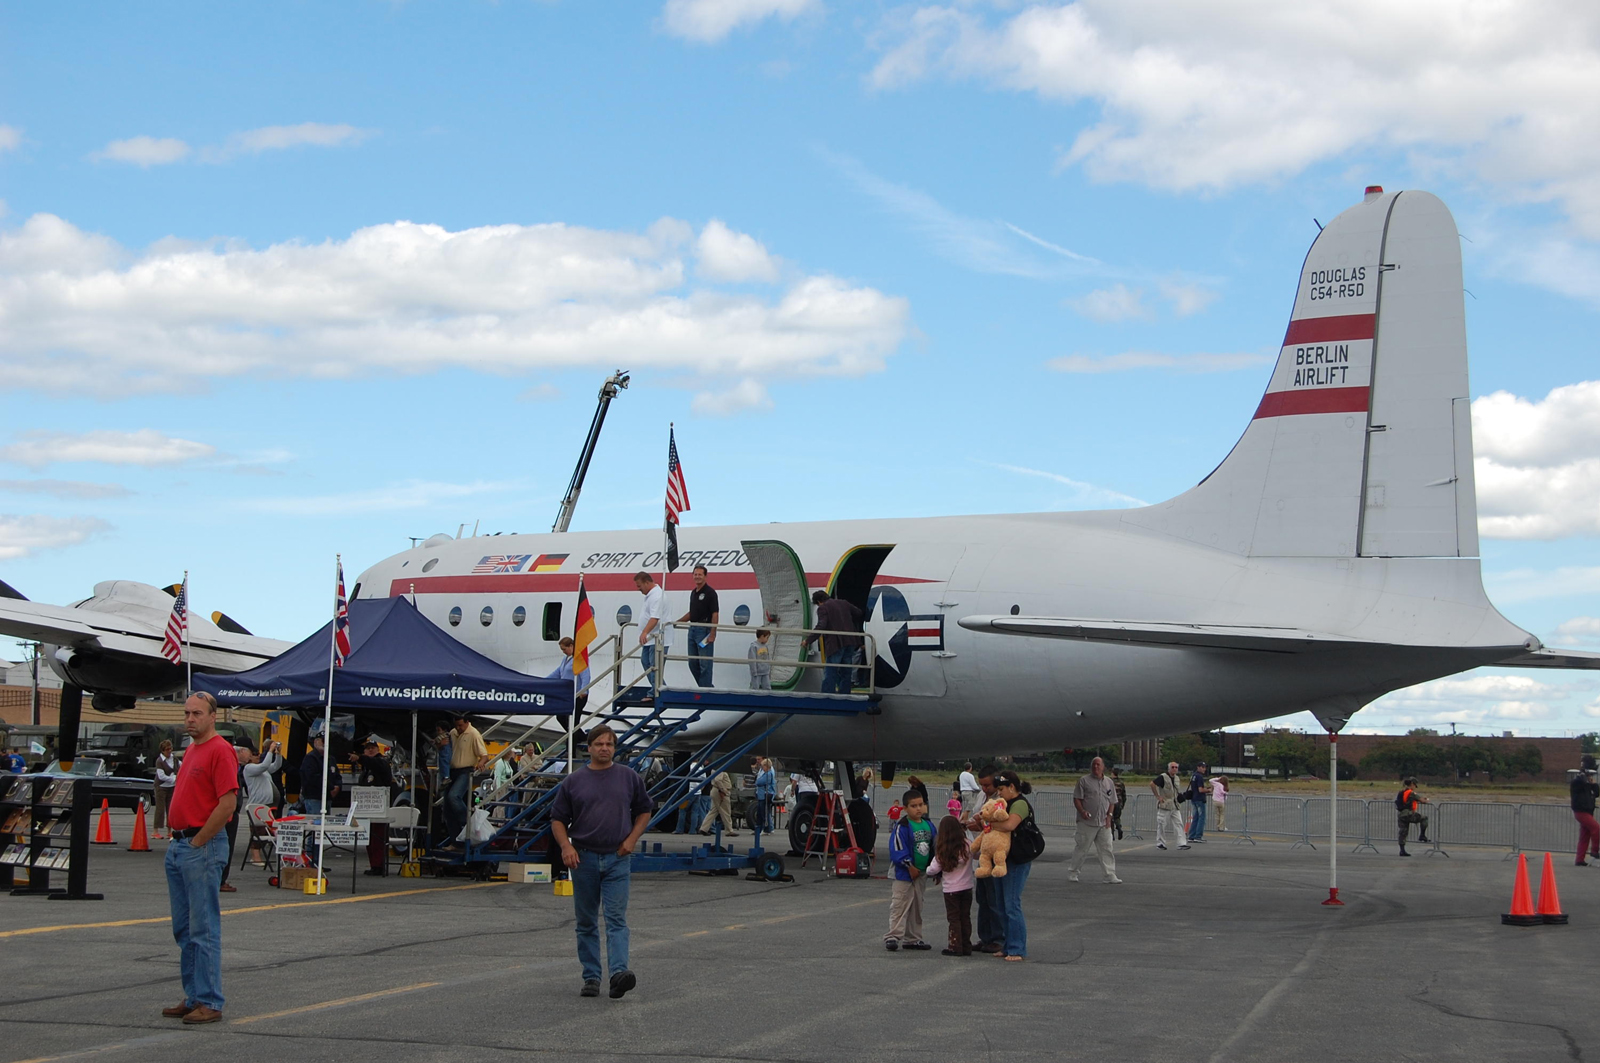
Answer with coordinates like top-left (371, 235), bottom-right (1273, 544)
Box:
top-left (1008, 798), bottom-right (1046, 865)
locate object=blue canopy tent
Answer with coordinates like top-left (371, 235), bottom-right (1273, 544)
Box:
top-left (193, 596), bottom-right (573, 716)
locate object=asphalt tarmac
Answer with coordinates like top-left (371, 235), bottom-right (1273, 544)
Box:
top-left (1, 815), bottom-right (1593, 1063)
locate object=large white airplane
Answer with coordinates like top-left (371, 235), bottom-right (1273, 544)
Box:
top-left (3, 187), bottom-right (1595, 763)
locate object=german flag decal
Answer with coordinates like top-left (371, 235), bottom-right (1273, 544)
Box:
top-left (532, 553), bottom-right (569, 572)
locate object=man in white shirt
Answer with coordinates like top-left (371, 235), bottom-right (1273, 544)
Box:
top-left (633, 571), bottom-right (671, 688)
top-left (957, 762), bottom-right (980, 815)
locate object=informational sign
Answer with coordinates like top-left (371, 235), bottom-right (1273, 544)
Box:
top-left (276, 820), bottom-right (305, 858)
top-left (350, 786), bottom-right (389, 817)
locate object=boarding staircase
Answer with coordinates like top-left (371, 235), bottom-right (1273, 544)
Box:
top-left (430, 621), bottom-right (878, 872)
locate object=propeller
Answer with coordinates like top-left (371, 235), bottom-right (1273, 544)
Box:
top-left (211, 610), bottom-right (253, 635)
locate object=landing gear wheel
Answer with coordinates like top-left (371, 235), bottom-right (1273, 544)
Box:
top-left (758, 853), bottom-right (785, 881)
top-left (847, 798), bottom-right (877, 852)
top-left (787, 792), bottom-right (819, 856)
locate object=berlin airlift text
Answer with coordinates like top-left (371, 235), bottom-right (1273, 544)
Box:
top-left (1292, 343), bottom-right (1351, 387)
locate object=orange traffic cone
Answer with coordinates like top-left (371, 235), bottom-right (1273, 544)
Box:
top-left (1537, 852), bottom-right (1569, 925)
top-left (91, 798), bottom-right (115, 845)
top-left (127, 799), bottom-right (151, 852)
top-left (1502, 852), bottom-right (1541, 925)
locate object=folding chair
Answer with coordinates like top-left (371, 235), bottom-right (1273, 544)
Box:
top-left (241, 805), bottom-right (279, 874)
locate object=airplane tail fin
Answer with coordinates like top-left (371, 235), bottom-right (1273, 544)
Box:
top-left (1125, 188), bottom-right (1478, 559)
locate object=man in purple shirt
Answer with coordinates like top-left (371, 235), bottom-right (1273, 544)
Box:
top-left (550, 724), bottom-right (653, 999)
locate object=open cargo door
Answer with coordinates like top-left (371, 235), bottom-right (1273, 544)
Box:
top-left (740, 540), bottom-right (812, 690)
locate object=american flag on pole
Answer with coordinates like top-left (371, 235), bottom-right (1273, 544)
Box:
top-left (665, 426), bottom-right (690, 572)
top-left (161, 578), bottom-right (187, 665)
top-left (334, 560), bottom-right (352, 666)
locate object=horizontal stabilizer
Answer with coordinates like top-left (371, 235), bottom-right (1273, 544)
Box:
top-left (1492, 648), bottom-right (1600, 670)
top-left (957, 615), bottom-right (1363, 654)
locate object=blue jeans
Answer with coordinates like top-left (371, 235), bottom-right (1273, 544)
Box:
top-left (443, 770), bottom-right (473, 843)
top-left (302, 797), bottom-right (322, 815)
top-left (687, 628), bottom-right (714, 687)
top-left (165, 834), bottom-right (229, 1010)
top-left (823, 647), bottom-right (853, 693)
top-left (997, 861), bottom-right (1032, 957)
top-left (691, 794), bottom-right (711, 829)
top-left (975, 876), bottom-right (1004, 947)
top-left (753, 796), bottom-right (773, 833)
top-left (640, 643), bottom-right (658, 689)
top-left (571, 850), bottom-right (632, 982)
top-left (1188, 799), bottom-right (1207, 840)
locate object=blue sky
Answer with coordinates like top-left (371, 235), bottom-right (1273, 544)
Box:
top-left (3, 1), bottom-right (1599, 737)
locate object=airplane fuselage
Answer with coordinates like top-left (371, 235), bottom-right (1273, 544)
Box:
top-left (353, 510), bottom-right (1530, 759)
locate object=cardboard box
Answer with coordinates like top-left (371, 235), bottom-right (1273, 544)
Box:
top-left (507, 862), bottom-right (552, 884)
top-left (279, 866), bottom-right (315, 891)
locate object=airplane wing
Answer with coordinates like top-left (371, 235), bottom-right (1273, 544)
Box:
top-left (956, 615), bottom-right (1364, 654)
top-left (0, 597), bottom-right (286, 672)
top-left (1490, 648), bottom-right (1600, 670)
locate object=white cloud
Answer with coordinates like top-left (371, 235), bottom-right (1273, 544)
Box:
top-left (1485, 566), bottom-right (1600, 605)
top-left (0, 212), bottom-right (909, 398)
top-left (1366, 671), bottom-right (1566, 730)
top-left (0, 430), bottom-right (215, 469)
top-left (0, 479), bottom-right (132, 500)
top-left (691, 377), bottom-right (773, 416)
top-left (1049, 350), bottom-right (1270, 373)
top-left (202, 123), bottom-right (368, 162)
top-left (869, 2), bottom-right (1600, 238)
top-left (93, 136), bottom-right (191, 167)
top-left (1553, 617), bottom-right (1600, 648)
top-left (243, 480), bottom-right (513, 516)
top-left (0, 515), bottom-right (111, 560)
top-left (1066, 283), bottom-right (1148, 322)
top-left (696, 219), bottom-right (780, 282)
top-left (1473, 381), bottom-right (1600, 539)
top-left (0, 126), bottom-right (20, 154)
top-left (1159, 280), bottom-right (1218, 317)
top-left (517, 383), bottom-right (561, 402)
top-left (983, 460), bottom-right (1147, 508)
top-left (662, 0), bottom-right (817, 43)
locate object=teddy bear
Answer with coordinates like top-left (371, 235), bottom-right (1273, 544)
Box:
top-left (971, 797), bottom-right (1012, 878)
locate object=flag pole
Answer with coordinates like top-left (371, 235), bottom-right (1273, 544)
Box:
top-left (182, 571), bottom-right (191, 696)
top-left (316, 553), bottom-right (340, 888)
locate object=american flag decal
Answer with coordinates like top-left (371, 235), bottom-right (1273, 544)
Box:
top-left (472, 554), bottom-right (532, 574)
top-left (906, 614), bottom-right (944, 652)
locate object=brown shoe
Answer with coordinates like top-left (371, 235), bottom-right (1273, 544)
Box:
top-left (218, 883), bottom-right (237, 893)
top-left (161, 1001), bottom-right (195, 1018)
top-left (182, 1005), bottom-right (223, 1024)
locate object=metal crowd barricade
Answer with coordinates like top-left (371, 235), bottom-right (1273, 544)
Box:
top-left (1304, 797), bottom-right (1373, 852)
top-left (1426, 802), bottom-right (1515, 859)
top-left (1124, 792), bottom-right (1153, 840)
top-left (1238, 795), bottom-right (1313, 848)
top-left (1514, 803), bottom-right (1577, 856)
top-left (1028, 789), bottom-right (1076, 829)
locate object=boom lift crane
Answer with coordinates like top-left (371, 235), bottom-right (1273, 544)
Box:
top-left (552, 370), bottom-right (629, 534)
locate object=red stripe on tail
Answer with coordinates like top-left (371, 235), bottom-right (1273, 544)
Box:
top-left (1253, 386), bottom-right (1370, 419)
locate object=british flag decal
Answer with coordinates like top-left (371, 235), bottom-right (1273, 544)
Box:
top-left (471, 554), bottom-right (532, 574)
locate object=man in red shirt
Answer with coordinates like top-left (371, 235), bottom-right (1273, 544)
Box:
top-left (161, 692), bottom-right (239, 1025)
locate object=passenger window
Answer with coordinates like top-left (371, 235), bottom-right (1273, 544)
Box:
top-left (512, 606), bottom-right (526, 627)
top-left (616, 604), bottom-right (633, 627)
top-left (733, 604), bottom-right (751, 626)
top-left (448, 606), bottom-right (462, 627)
top-left (542, 602), bottom-right (562, 641)
top-left (480, 606), bottom-right (494, 627)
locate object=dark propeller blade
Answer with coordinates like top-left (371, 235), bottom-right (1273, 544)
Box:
top-left (211, 610), bottom-right (253, 635)
top-left (0, 579), bottom-right (27, 601)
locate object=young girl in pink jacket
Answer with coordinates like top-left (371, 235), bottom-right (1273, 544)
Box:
top-left (927, 815), bottom-right (976, 956)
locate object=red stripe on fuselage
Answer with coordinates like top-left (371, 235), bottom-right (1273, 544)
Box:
top-left (388, 572), bottom-right (935, 597)
top-left (1253, 386), bottom-right (1370, 419)
top-left (1282, 313), bottom-right (1375, 345)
